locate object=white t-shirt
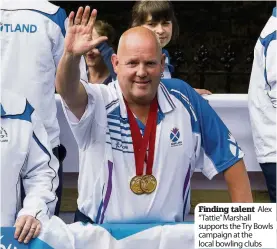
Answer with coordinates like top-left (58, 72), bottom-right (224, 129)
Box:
top-left (64, 78), bottom-right (244, 223)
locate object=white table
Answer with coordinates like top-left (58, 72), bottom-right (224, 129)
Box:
top-left (56, 94), bottom-right (261, 173)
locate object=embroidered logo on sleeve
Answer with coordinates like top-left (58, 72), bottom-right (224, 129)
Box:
top-left (228, 132), bottom-right (240, 157)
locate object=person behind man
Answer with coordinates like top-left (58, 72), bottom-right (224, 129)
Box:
top-left (131, 0), bottom-right (212, 95)
top-left (0, 0), bottom-right (67, 215)
top-left (56, 7), bottom-right (252, 224)
top-left (85, 20), bottom-right (116, 85)
top-left (248, 7), bottom-right (276, 203)
top-left (1, 89), bottom-right (59, 244)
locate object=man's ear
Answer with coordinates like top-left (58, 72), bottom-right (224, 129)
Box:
top-left (111, 54), bottom-right (119, 74)
top-left (161, 53), bottom-right (166, 72)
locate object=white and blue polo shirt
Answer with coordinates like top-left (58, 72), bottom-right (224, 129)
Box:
top-left (248, 7), bottom-right (276, 163)
top-left (0, 89), bottom-right (59, 226)
top-left (65, 78), bottom-right (243, 223)
top-left (0, 0), bottom-right (67, 148)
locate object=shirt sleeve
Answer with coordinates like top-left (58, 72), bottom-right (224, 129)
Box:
top-left (17, 110), bottom-right (59, 222)
top-left (186, 87), bottom-right (244, 179)
top-left (62, 81), bottom-right (107, 150)
top-left (265, 40), bottom-right (276, 108)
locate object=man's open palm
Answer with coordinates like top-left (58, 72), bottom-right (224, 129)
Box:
top-left (65, 7), bottom-right (107, 56)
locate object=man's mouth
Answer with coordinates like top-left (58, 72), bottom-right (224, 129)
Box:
top-left (134, 80), bottom-right (150, 84)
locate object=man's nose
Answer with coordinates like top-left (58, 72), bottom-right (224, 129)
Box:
top-left (136, 64), bottom-right (147, 77)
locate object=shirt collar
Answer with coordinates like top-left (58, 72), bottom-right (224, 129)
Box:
top-left (114, 80), bottom-right (175, 119)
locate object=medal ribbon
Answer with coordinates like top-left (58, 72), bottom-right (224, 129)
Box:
top-left (125, 97), bottom-right (158, 176)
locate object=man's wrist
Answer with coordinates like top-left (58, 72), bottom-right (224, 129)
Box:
top-left (63, 51), bottom-right (82, 64)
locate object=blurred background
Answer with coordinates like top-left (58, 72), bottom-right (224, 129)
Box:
top-left (51, 1), bottom-right (275, 93)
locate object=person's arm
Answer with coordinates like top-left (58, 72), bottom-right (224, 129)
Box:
top-left (55, 6), bottom-right (107, 119)
top-left (223, 159), bottom-right (253, 202)
top-left (14, 109), bottom-right (59, 243)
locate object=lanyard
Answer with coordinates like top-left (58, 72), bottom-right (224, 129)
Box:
top-left (125, 97), bottom-right (158, 176)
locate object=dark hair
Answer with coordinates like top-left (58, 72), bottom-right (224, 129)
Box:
top-left (94, 20), bottom-right (116, 47)
top-left (131, 0), bottom-right (179, 44)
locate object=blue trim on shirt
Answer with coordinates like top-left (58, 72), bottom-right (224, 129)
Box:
top-left (106, 99), bottom-right (119, 110)
top-left (108, 121), bottom-right (130, 131)
top-left (163, 79), bottom-right (199, 134)
top-left (103, 75), bottom-right (113, 85)
top-left (32, 132), bottom-right (51, 158)
top-left (0, 104), bottom-right (6, 116)
top-left (108, 129), bottom-right (132, 137)
top-left (1, 101), bottom-right (34, 122)
top-left (259, 32), bottom-right (276, 90)
top-left (32, 132), bottom-right (58, 198)
top-left (160, 83), bottom-right (176, 109)
top-left (95, 200), bottom-right (103, 224)
top-left (183, 188), bottom-right (190, 221)
top-left (31, 7), bottom-right (67, 37)
top-left (260, 32), bottom-right (276, 57)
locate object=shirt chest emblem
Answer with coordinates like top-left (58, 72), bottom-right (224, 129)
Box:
top-left (170, 127), bottom-right (183, 147)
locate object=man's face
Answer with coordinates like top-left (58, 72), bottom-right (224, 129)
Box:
top-left (143, 15), bottom-right (173, 48)
top-left (112, 35), bottom-right (165, 105)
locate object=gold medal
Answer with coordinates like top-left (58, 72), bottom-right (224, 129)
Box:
top-left (130, 176), bottom-right (144, 195)
top-left (140, 174), bottom-right (157, 194)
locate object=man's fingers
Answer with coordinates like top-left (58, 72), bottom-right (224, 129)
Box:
top-left (14, 218), bottom-right (26, 239)
top-left (89, 36), bottom-right (108, 48)
top-left (81, 6), bottom-right (91, 26)
top-left (194, 88), bottom-right (212, 95)
top-left (88, 9), bottom-right (97, 29)
top-left (23, 225), bottom-right (37, 244)
top-left (33, 223), bottom-right (41, 238)
top-left (74, 6), bottom-right (84, 25)
top-left (17, 219), bottom-right (33, 243)
top-left (68, 11), bottom-right (75, 28)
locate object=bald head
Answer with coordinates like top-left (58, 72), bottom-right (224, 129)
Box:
top-left (117, 27), bottom-right (162, 58)
top-left (111, 26), bottom-right (165, 106)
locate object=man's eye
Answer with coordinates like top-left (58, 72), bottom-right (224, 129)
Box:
top-left (147, 62), bottom-right (157, 66)
top-left (127, 62), bottom-right (137, 66)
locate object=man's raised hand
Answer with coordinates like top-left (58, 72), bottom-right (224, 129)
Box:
top-left (65, 6), bottom-right (107, 56)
